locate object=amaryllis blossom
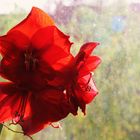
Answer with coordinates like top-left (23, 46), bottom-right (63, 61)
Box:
top-left (0, 7), bottom-right (73, 135)
top-left (0, 7), bottom-right (101, 136)
top-left (66, 43), bottom-right (101, 115)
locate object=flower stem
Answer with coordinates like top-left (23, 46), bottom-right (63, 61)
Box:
top-left (0, 123), bottom-right (3, 134)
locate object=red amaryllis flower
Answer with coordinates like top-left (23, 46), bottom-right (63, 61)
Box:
top-left (66, 43), bottom-right (101, 115)
top-left (0, 7), bottom-right (74, 135)
top-left (0, 6), bottom-right (101, 137)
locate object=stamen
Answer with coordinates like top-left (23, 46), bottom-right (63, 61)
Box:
top-left (32, 58), bottom-right (38, 70)
top-left (24, 50), bottom-right (32, 71)
top-left (13, 95), bottom-right (28, 124)
top-left (24, 49), bottom-right (38, 71)
top-left (80, 73), bottom-right (92, 92)
top-left (24, 60), bottom-right (30, 71)
top-left (86, 73), bottom-right (92, 85)
top-left (85, 86), bottom-right (91, 92)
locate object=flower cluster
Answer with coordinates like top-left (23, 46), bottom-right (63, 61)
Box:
top-left (0, 7), bottom-right (101, 135)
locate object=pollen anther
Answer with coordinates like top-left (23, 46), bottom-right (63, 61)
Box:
top-left (24, 50), bottom-right (38, 71)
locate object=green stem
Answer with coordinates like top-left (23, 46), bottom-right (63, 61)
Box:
top-left (0, 124), bottom-right (3, 134)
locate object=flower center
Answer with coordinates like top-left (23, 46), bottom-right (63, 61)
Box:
top-left (24, 49), bottom-right (38, 72)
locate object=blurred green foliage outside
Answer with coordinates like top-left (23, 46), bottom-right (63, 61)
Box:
top-left (0, 2), bottom-right (140, 140)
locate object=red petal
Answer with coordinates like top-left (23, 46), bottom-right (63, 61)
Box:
top-left (75, 42), bottom-right (99, 63)
top-left (0, 31), bottom-right (29, 56)
top-left (78, 56), bottom-right (101, 77)
top-left (74, 74), bottom-right (98, 114)
top-left (0, 82), bottom-right (22, 123)
top-left (0, 31), bottom-right (32, 83)
top-left (32, 26), bottom-right (73, 83)
top-left (80, 42), bottom-right (99, 56)
top-left (20, 118), bottom-right (49, 136)
top-left (8, 7), bottom-right (54, 38)
top-left (41, 46), bottom-right (73, 71)
top-left (20, 88), bottom-right (71, 135)
top-left (77, 74), bottom-right (98, 103)
top-left (31, 26), bottom-right (72, 53)
top-left (0, 49), bottom-right (24, 83)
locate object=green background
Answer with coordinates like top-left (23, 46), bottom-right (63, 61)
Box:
top-left (0, 1), bottom-right (140, 140)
